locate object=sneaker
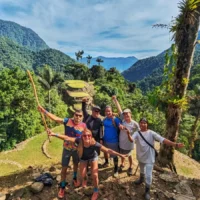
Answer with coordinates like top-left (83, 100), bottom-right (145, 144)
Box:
top-left (113, 171), bottom-right (119, 178)
top-left (91, 192), bottom-right (98, 200)
top-left (82, 180), bottom-right (87, 188)
top-left (73, 179), bottom-right (81, 187)
top-left (118, 165), bottom-right (124, 173)
top-left (127, 168), bottom-right (133, 176)
top-left (102, 162), bottom-right (109, 168)
top-left (58, 188), bottom-right (65, 199)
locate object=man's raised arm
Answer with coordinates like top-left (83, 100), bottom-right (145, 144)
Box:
top-left (112, 95), bottom-right (122, 114)
top-left (38, 105), bottom-right (63, 124)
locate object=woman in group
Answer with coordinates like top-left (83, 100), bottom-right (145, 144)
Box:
top-left (47, 128), bottom-right (127, 200)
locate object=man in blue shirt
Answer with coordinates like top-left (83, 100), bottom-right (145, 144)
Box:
top-left (102, 105), bottom-right (121, 177)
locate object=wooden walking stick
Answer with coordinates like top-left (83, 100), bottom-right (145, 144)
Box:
top-left (27, 70), bottom-right (51, 142)
top-left (133, 164), bottom-right (139, 176)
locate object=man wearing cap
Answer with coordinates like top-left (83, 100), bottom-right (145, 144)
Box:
top-left (112, 96), bottom-right (139, 176)
top-left (126, 117), bottom-right (184, 200)
top-left (82, 97), bottom-right (103, 154)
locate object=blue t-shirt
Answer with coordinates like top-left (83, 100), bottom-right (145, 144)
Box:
top-left (103, 117), bottom-right (121, 143)
top-left (63, 118), bottom-right (86, 150)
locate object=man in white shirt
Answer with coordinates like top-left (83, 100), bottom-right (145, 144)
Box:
top-left (126, 118), bottom-right (184, 200)
top-left (112, 96), bottom-right (139, 175)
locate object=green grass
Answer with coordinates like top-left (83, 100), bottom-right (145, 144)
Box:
top-left (73, 103), bottom-right (82, 110)
top-left (179, 166), bottom-right (193, 176)
top-left (0, 126), bottom-right (64, 176)
top-left (65, 80), bottom-right (86, 89)
top-left (67, 90), bottom-right (89, 98)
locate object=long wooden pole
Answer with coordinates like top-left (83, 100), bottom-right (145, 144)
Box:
top-left (27, 70), bottom-right (51, 142)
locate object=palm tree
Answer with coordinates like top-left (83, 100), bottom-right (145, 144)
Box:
top-left (75, 51), bottom-right (80, 61)
top-left (37, 65), bottom-right (58, 111)
top-left (86, 55), bottom-right (92, 66)
top-left (79, 50), bottom-right (84, 61)
top-left (158, 0), bottom-right (200, 173)
top-left (96, 57), bottom-right (104, 66)
top-left (75, 50), bottom-right (84, 62)
top-left (188, 85), bottom-right (200, 157)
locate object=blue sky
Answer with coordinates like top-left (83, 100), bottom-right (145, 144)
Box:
top-left (0, 0), bottom-right (180, 59)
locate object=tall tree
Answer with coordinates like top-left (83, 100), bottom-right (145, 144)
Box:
top-left (188, 85), bottom-right (200, 157)
top-left (96, 57), bottom-right (104, 66)
top-left (75, 50), bottom-right (84, 61)
top-left (86, 55), bottom-right (92, 66)
top-left (158, 0), bottom-right (200, 172)
top-left (37, 65), bottom-right (58, 111)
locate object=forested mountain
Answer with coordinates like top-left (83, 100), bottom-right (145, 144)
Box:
top-left (0, 37), bottom-right (34, 69)
top-left (82, 56), bottom-right (138, 71)
top-left (122, 34), bottom-right (200, 92)
top-left (0, 37), bottom-right (75, 70)
top-left (0, 19), bottom-right (49, 51)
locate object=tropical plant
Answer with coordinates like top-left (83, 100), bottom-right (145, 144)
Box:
top-left (187, 85), bottom-right (200, 157)
top-left (86, 55), bottom-right (92, 66)
top-left (36, 65), bottom-right (61, 111)
top-left (75, 50), bottom-right (84, 61)
top-left (158, 0), bottom-right (200, 173)
top-left (96, 57), bottom-right (104, 66)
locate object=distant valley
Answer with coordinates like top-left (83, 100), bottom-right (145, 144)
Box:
top-left (81, 56), bottom-right (138, 72)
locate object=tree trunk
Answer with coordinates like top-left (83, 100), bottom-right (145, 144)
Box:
top-left (188, 114), bottom-right (200, 157)
top-left (158, 4), bottom-right (200, 172)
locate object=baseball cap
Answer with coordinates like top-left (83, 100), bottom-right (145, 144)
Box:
top-left (123, 108), bottom-right (131, 113)
top-left (92, 105), bottom-right (101, 111)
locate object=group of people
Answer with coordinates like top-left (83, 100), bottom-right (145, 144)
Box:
top-left (38, 96), bottom-right (184, 200)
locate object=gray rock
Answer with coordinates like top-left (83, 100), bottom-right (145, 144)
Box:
top-left (0, 193), bottom-right (6, 200)
top-left (30, 182), bottom-right (44, 193)
top-left (159, 173), bottom-right (179, 183)
top-left (32, 172), bottom-right (41, 180)
top-left (13, 188), bottom-right (25, 198)
top-left (175, 180), bottom-right (193, 196)
top-left (174, 194), bottom-right (196, 200)
top-left (193, 178), bottom-right (200, 187)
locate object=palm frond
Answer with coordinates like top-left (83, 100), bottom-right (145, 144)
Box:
top-left (38, 76), bottom-right (51, 90)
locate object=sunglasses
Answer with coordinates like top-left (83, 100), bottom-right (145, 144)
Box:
top-left (94, 110), bottom-right (100, 113)
top-left (83, 134), bottom-right (92, 138)
top-left (75, 114), bottom-right (83, 118)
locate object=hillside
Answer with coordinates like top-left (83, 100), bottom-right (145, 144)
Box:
top-left (122, 33), bottom-right (200, 92)
top-left (0, 129), bottom-right (200, 200)
top-left (82, 56), bottom-right (138, 72)
top-left (0, 19), bottom-right (49, 52)
top-left (0, 37), bottom-right (75, 70)
top-left (33, 48), bottom-right (75, 71)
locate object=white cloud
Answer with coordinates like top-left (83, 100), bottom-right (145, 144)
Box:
top-left (0, 0), bottom-right (180, 59)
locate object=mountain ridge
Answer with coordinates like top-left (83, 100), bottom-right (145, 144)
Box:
top-left (0, 19), bottom-right (49, 52)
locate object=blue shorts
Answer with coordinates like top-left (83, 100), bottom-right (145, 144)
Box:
top-left (80, 156), bottom-right (98, 163)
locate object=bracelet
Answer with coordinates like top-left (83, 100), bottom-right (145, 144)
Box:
top-left (55, 133), bottom-right (59, 137)
top-left (175, 143), bottom-right (178, 148)
top-left (44, 110), bottom-right (48, 115)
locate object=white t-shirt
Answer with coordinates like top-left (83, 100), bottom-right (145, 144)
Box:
top-left (132, 130), bottom-right (165, 164)
top-left (119, 118), bottom-right (139, 150)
